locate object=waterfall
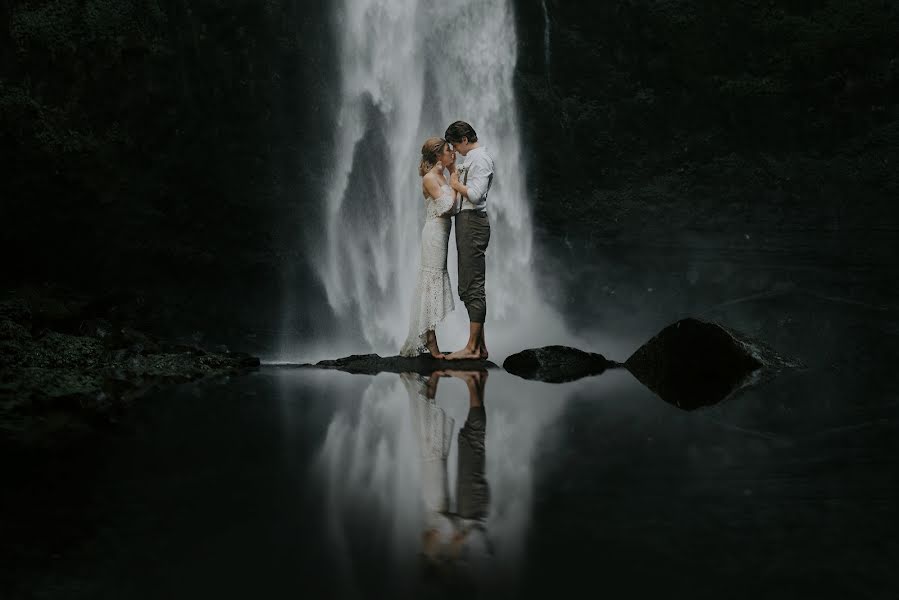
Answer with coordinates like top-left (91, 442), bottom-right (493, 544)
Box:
top-left (295, 0), bottom-right (570, 360)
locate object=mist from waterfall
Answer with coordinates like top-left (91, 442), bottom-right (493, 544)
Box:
top-left (286, 0), bottom-right (573, 362)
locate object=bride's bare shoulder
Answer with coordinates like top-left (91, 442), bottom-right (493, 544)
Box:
top-left (421, 172), bottom-right (442, 198)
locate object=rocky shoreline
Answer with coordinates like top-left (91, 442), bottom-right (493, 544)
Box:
top-left (1, 287), bottom-right (260, 449)
top-left (305, 319), bottom-right (799, 410)
top-left (2, 284), bottom-right (799, 448)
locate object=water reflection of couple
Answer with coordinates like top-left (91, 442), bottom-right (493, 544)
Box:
top-left (399, 120), bottom-right (494, 361)
top-left (400, 369), bottom-right (491, 573)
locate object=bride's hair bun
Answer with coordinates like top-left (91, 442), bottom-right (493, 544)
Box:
top-left (419, 137), bottom-right (447, 177)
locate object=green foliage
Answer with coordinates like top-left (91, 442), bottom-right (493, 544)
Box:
top-left (9, 0), bottom-right (81, 53)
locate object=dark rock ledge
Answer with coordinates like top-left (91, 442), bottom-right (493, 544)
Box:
top-left (284, 319), bottom-right (797, 410)
top-left (289, 353), bottom-right (498, 376)
top-left (1, 291), bottom-right (260, 448)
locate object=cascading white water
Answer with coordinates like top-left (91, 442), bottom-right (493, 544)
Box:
top-left (302, 0), bottom-right (572, 360)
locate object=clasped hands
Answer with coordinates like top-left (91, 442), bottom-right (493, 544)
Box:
top-left (448, 169), bottom-right (464, 194)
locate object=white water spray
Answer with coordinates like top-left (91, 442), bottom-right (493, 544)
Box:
top-left (295, 0), bottom-right (573, 361)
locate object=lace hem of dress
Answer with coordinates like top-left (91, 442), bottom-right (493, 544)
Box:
top-left (399, 267), bottom-right (454, 357)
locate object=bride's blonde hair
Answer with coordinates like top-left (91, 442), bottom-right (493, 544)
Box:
top-left (418, 137), bottom-right (447, 177)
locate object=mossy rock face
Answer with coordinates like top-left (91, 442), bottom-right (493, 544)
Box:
top-left (0, 319), bottom-right (32, 343)
top-left (19, 332), bottom-right (106, 370)
top-left (0, 321), bottom-right (34, 370)
top-left (0, 299), bottom-right (31, 324)
top-left (0, 284), bottom-right (262, 450)
top-left (1, 348), bottom-right (260, 449)
top-left (0, 326), bottom-right (260, 449)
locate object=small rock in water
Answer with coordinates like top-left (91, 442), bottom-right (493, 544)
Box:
top-left (503, 346), bottom-right (614, 383)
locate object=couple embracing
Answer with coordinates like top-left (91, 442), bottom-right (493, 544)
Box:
top-left (399, 121), bottom-right (494, 361)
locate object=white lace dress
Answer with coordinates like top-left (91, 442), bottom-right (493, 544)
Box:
top-left (399, 183), bottom-right (458, 357)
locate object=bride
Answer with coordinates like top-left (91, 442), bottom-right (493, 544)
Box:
top-left (399, 137), bottom-right (460, 358)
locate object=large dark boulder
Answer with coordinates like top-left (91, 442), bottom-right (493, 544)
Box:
top-left (625, 318), bottom-right (798, 410)
top-left (304, 354), bottom-right (498, 376)
top-left (503, 346), bottom-right (616, 383)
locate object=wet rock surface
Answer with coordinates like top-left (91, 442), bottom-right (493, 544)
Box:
top-left (625, 317), bottom-right (799, 410)
top-left (503, 346), bottom-right (618, 383)
top-left (0, 290), bottom-right (260, 448)
top-left (299, 354), bottom-right (498, 376)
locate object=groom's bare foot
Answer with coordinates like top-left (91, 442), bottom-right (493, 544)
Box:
top-left (446, 347), bottom-right (481, 361)
top-left (478, 345), bottom-right (489, 361)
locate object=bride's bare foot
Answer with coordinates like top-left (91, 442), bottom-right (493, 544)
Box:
top-left (445, 347), bottom-right (481, 361)
top-left (425, 330), bottom-right (444, 359)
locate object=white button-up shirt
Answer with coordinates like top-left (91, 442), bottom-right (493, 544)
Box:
top-left (459, 146), bottom-right (494, 213)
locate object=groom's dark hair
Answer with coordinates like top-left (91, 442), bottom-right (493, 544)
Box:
top-left (445, 121), bottom-right (477, 144)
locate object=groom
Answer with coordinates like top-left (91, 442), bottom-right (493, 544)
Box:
top-left (445, 121), bottom-right (494, 361)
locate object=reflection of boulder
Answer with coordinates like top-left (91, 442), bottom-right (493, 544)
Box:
top-left (503, 346), bottom-right (615, 383)
top-left (625, 318), bottom-right (799, 410)
top-left (308, 354), bottom-right (498, 376)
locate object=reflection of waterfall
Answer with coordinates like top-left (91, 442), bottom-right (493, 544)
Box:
top-left (313, 371), bottom-right (574, 587)
top-left (314, 376), bottom-right (422, 596)
top-left (309, 0), bottom-right (552, 357)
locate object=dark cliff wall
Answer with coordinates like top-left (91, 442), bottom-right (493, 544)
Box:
top-left (1, 0), bottom-right (336, 347)
top-left (514, 0), bottom-right (899, 238)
